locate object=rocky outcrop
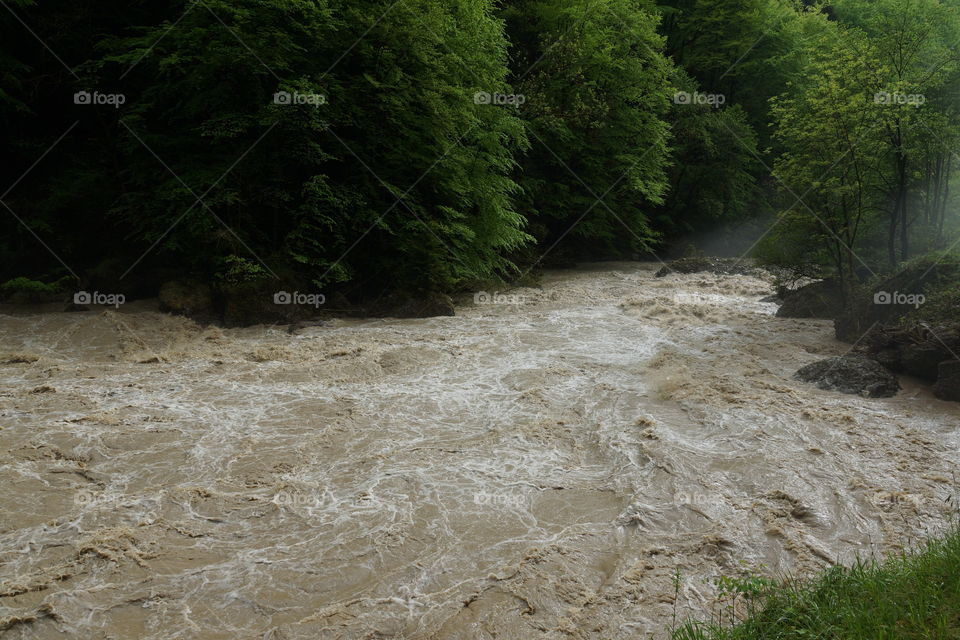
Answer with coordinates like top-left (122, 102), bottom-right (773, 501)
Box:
top-left (218, 280), bottom-right (318, 326)
top-left (159, 280), bottom-right (214, 318)
top-left (795, 355), bottom-right (900, 398)
top-left (830, 255), bottom-right (960, 402)
top-left (835, 255), bottom-right (960, 342)
top-left (863, 324), bottom-right (958, 381)
top-left (370, 292), bottom-right (456, 318)
top-left (776, 279), bottom-right (844, 319)
top-left (934, 361), bottom-right (960, 402)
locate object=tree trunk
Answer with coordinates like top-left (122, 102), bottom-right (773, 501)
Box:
top-left (939, 154), bottom-right (952, 244)
top-left (897, 152), bottom-right (909, 262)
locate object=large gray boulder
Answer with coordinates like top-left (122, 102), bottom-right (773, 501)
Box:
top-left (777, 279), bottom-right (844, 319)
top-left (795, 355), bottom-right (900, 398)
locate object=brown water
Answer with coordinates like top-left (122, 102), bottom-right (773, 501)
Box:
top-left (1, 263), bottom-right (958, 639)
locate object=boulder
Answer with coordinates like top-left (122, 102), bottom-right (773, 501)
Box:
top-left (159, 280), bottom-right (214, 317)
top-left (795, 355), bottom-right (900, 398)
top-left (387, 293), bottom-right (456, 318)
top-left (901, 343), bottom-right (952, 382)
top-left (934, 360), bottom-right (960, 402)
top-left (218, 280), bottom-right (318, 326)
top-left (777, 279), bottom-right (844, 319)
top-left (860, 324), bottom-right (960, 383)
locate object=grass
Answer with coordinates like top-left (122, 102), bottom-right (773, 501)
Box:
top-left (673, 529), bottom-right (960, 640)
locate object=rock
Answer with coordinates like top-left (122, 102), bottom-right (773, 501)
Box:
top-left (388, 293), bottom-right (456, 318)
top-left (900, 343), bottom-right (951, 382)
top-left (860, 323), bottom-right (960, 383)
top-left (759, 295), bottom-right (781, 304)
top-left (795, 355), bottom-right (900, 398)
top-left (219, 280), bottom-right (317, 326)
top-left (159, 280), bottom-right (214, 317)
top-left (934, 360), bottom-right (960, 402)
top-left (835, 255), bottom-right (960, 342)
top-left (327, 292), bottom-right (353, 310)
top-left (777, 279), bottom-right (844, 319)
top-left (655, 257), bottom-right (764, 278)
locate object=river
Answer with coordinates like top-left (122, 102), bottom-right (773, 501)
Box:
top-left (1, 262), bottom-right (958, 638)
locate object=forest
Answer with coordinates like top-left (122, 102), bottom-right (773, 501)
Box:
top-left (2, 0), bottom-right (958, 309)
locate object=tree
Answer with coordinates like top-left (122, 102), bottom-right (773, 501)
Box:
top-left (767, 15), bottom-right (887, 300)
top-left (833, 0), bottom-right (960, 265)
top-left (96, 0), bottom-right (530, 293)
top-left (503, 0), bottom-right (674, 260)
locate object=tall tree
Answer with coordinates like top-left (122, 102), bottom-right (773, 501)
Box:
top-left (766, 15), bottom-right (887, 299)
top-left (833, 0), bottom-right (960, 265)
top-left (503, 0), bottom-right (674, 260)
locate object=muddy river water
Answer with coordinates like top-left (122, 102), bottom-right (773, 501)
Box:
top-left (1, 263), bottom-right (958, 639)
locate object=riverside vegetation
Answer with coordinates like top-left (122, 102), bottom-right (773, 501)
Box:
top-left (672, 526), bottom-right (960, 639)
top-left (2, 0), bottom-right (958, 313)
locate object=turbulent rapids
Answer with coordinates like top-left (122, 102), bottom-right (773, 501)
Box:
top-left (1, 263), bottom-right (958, 639)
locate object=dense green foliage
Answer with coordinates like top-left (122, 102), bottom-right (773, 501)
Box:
top-left (673, 527), bottom-right (960, 639)
top-left (503, 0), bottom-right (673, 258)
top-left (2, 0), bottom-right (533, 296)
top-left (1, 0), bottom-right (958, 304)
top-left (757, 0), bottom-right (960, 288)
